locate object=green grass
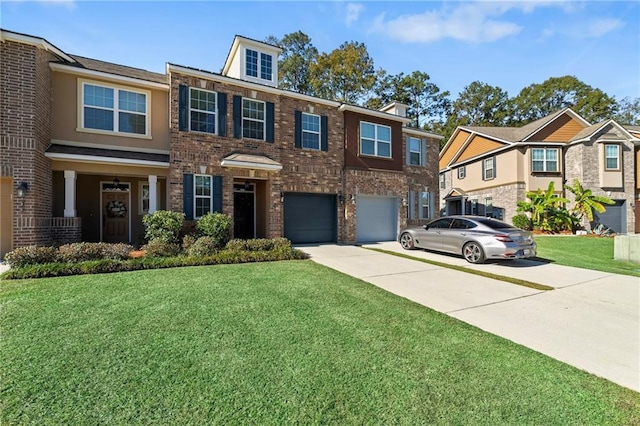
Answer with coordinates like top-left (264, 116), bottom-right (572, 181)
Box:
top-left (535, 236), bottom-right (640, 277)
top-left (2, 261), bottom-right (639, 424)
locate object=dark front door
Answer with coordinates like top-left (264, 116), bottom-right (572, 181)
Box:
top-left (234, 191), bottom-right (255, 239)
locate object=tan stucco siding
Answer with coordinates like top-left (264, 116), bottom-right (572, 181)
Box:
top-left (521, 146), bottom-right (564, 192)
top-left (455, 135), bottom-right (504, 163)
top-left (51, 72), bottom-right (170, 150)
top-left (599, 143), bottom-right (623, 188)
top-left (439, 130), bottom-right (470, 169)
top-left (451, 149), bottom-right (520, 192)
top-left (528, 114), bottom-right (584, 142)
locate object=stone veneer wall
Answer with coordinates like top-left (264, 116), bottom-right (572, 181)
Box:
top-left (464, 182), bottom-right (527, 224)
top-left (0, 41), bottom-right (55, 248)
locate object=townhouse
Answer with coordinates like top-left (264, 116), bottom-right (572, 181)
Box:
top-left (0, 29), bottom-right (442, 258)
top-left (439, 108), bottom-right (640, 233)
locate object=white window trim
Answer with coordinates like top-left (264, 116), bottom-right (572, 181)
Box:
top-left (194, 174), bottom-right (213, 219)
top-left (360, 121), bottom-right (392, 158)
top-left (242, 98), bottom-right (266, 141)
top-left (139, 181), bottom-right (150, 215)
top-left (531, 148), bottom-right (559, 172)
top-left (483, 157), bottom-right (495, 180)
top-left (409, 136), bottom-right (422, 166)
top-left (78, 78), bottom-right (151, 139)
top-left (485, 197), bottom-right (493, 216)
top-left (458, 166), bottom-right (466, 179)
top-left (243, 47), bottom-right (274, 83)
top-left (470, 198), bottom-right (478, 215)
top-left (189, 87), bottom-right (217, 134)
top-left (419, 191), bottom-right (430, 220)
top-left (604, 144), bottom-right (620, 171)
top-left (302, 112), bottom-right (321, 150)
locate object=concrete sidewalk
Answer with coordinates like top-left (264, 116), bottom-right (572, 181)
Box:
top-left (299, 243), bottom-right (640, 392)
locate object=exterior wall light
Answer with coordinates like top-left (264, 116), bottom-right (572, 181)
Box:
top-left (16, 182), bottom-right (28, 198)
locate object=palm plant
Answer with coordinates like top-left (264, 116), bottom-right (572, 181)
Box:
top-left (564, 179), bottom-right (615, 222)
top-left (516, 181), bottom-right (570, 230)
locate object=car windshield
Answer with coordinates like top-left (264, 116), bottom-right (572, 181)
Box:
top-left (476, 218), bottom-right (516, 230)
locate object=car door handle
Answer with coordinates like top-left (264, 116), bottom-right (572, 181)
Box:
top-left (460, 233), bottom-right (466, 236)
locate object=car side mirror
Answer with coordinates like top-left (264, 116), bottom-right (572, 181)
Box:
top-left (423, 224), bottom-right (429, 230)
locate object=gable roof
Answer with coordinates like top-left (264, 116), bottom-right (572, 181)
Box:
top-left (439, 108), bottom-right (594, 170)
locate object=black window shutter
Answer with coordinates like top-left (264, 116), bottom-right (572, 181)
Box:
top-left (233, 95), bottom-right (242, 138)
top-left (266, 102), bottom-right (275, 143)
top-left (321, 115), bottom-right (328, 151)
top-left (217, 92), bottom-right (227, 137)
top-left (178, 85), bottom-right (188, 131)
top-left (213, 176), bottom-right (223, 213)
top-left (294, 110), bottom-right (302, 148)
top-left (493, 156), bottom-right (497, 178)
top-left (183, 173), bottom-right (194, 220)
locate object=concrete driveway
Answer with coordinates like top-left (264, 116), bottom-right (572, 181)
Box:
top-left (298, 242), bottom-right (640, 392)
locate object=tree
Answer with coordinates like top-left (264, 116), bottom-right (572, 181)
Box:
top-left (440, 81), bottom-right (512, 143)
top-left (310, 41), bottom-right (376, 104)
top-left (512, 76), bottom-right (617, 124)
top-left (516, 181), bottom-right (570, 232)
top-left (564, 179), bottom-right (615, 224)
top-left (366, 70), bottom-right (450, 129)
top-left (266, 31), bottom-right (318, 95)
top-left (614, 97), bottom-right (640, 125)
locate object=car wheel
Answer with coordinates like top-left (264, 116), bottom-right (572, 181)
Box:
top-left (463, 242), bottom-right (485, 264)
top-left (399, 232), bottom-right (415, 250)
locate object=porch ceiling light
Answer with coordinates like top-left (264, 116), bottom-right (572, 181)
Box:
top-left (16, 181), bottom-right (28, 198)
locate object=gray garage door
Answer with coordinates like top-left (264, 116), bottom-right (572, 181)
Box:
top-left (284, 193), bottom-right (337, 244)
top-left (593, 200), bottom-right (626, 233)
top-left (356, 196), bottom-right (398, 243)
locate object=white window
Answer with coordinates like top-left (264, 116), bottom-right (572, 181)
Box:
top-left (302, 113), bottom-right (321, 150)
top-left (419, 192), bottom-right (430, 220)
top-left (458, 166), bottom-right (466, 179)
top-left (246, 48), bottom-right (273, 81)
top-left (439, 173), bottom-right (446, 189)
top-left (409, 137), bottom-right (421, 165)
top-left (242, 99), bottom-right (265, 140)
top-left (360, 122), bottom-right (391, 158)
top-left (532, 148), bottom-right (559, 172)
top-left (194, 175), bottom-right (212, 218)
top-left (483, 157), bottom-right (495, 180)
top-left (605, 144), bottom-right (620, 170)
top-left (81, 81), bottom-right (148, 136)
top-left (485, 197), bottom-right (493, 217)
top-left (190, 88), bottom-right (216, 134)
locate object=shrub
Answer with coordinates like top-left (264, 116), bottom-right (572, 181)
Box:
top-left (182, 234), bottom-right (197, 251)
top-left (187, 236), bottom-right (219, 258)
top-left (104, 243), bottom-right (135, 260)
top-left (143, 210), bottom-right (185, 243)
top-left (196, 212), bottom-right (232, 249)
top-left (3, 245), bottom-right (60, 267)
top-left (226, 238), bottom-right (292, 252)
top-left (512, 214), bottom-right (532, 231)
top-left (142, 239), bottom-right (181, 257)
top-left (57, 242), bottom-right (134, 263)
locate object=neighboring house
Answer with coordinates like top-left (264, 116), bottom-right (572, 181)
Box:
top-left (439, 108), bottom-right (640, 233)
top-left (0, 30), bottom-right (442, 258)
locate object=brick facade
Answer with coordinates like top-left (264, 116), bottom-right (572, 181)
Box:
top-left (0, 40), bottom-right (56, 249)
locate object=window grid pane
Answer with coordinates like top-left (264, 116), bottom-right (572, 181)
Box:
top-left (242, 99), bottom-right (265, 139)
top-left (409, 137), bottom-right (421, 165)
top-left (605, 145), bottom-right (619, 169)
top-left (420, 191), bottom-right (430, 220)
top-left (190, 89), bottom-right (216, 133)
top-left (83, 84), bottom-right (147, 135)
top-left (260, 53), bottom-right (272, 80)
top-left (360, 122), bottom-right (392, 158)
top-left (246, 49), bottom-right (258, 77)
top-left (118, 112), bottom-right (145, 134)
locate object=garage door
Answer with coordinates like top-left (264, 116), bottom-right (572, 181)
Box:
top-left (594, 200), bottom-right (626, 233)
top-left (356, 195), bottom-right (398, 243)
top-left (284, 193), bottom-right (337, 244)
top-left (0, 177), bottom-right (13, 259)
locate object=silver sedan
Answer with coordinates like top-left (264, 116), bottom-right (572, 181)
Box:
top-left (398, 215), bottom-right (536, 264)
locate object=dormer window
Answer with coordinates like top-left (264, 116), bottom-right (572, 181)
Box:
top-left (245, 48), bottom-right (273, 82)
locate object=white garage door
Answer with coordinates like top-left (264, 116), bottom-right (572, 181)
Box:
top-left (356, 195), bottom-right (398, 243)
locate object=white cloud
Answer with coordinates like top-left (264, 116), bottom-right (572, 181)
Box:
top-left (345, 3), bottom-right (364, 27)
top-left (38, 0), bottom-right (76, 9)
top-left (586, 18), bottom-right (624, 38)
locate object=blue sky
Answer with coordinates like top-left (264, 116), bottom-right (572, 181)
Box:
top-left (2, 1), bottom-right (638, 102)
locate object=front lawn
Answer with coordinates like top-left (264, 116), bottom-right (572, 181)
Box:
top-left (534, 236), bottom-right (640, 277)
top-left (1, 261), bottom-right (638, 424)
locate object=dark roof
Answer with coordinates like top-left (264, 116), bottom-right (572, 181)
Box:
top-left (46, 144), bottom-right (169, 164)
top-left (61, 55), bottom-right (168, 85)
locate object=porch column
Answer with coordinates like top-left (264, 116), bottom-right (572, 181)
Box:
top-left (63, 170), bottom-right (77, 218)
top-left (148, 175), bottom-right (158, 214)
